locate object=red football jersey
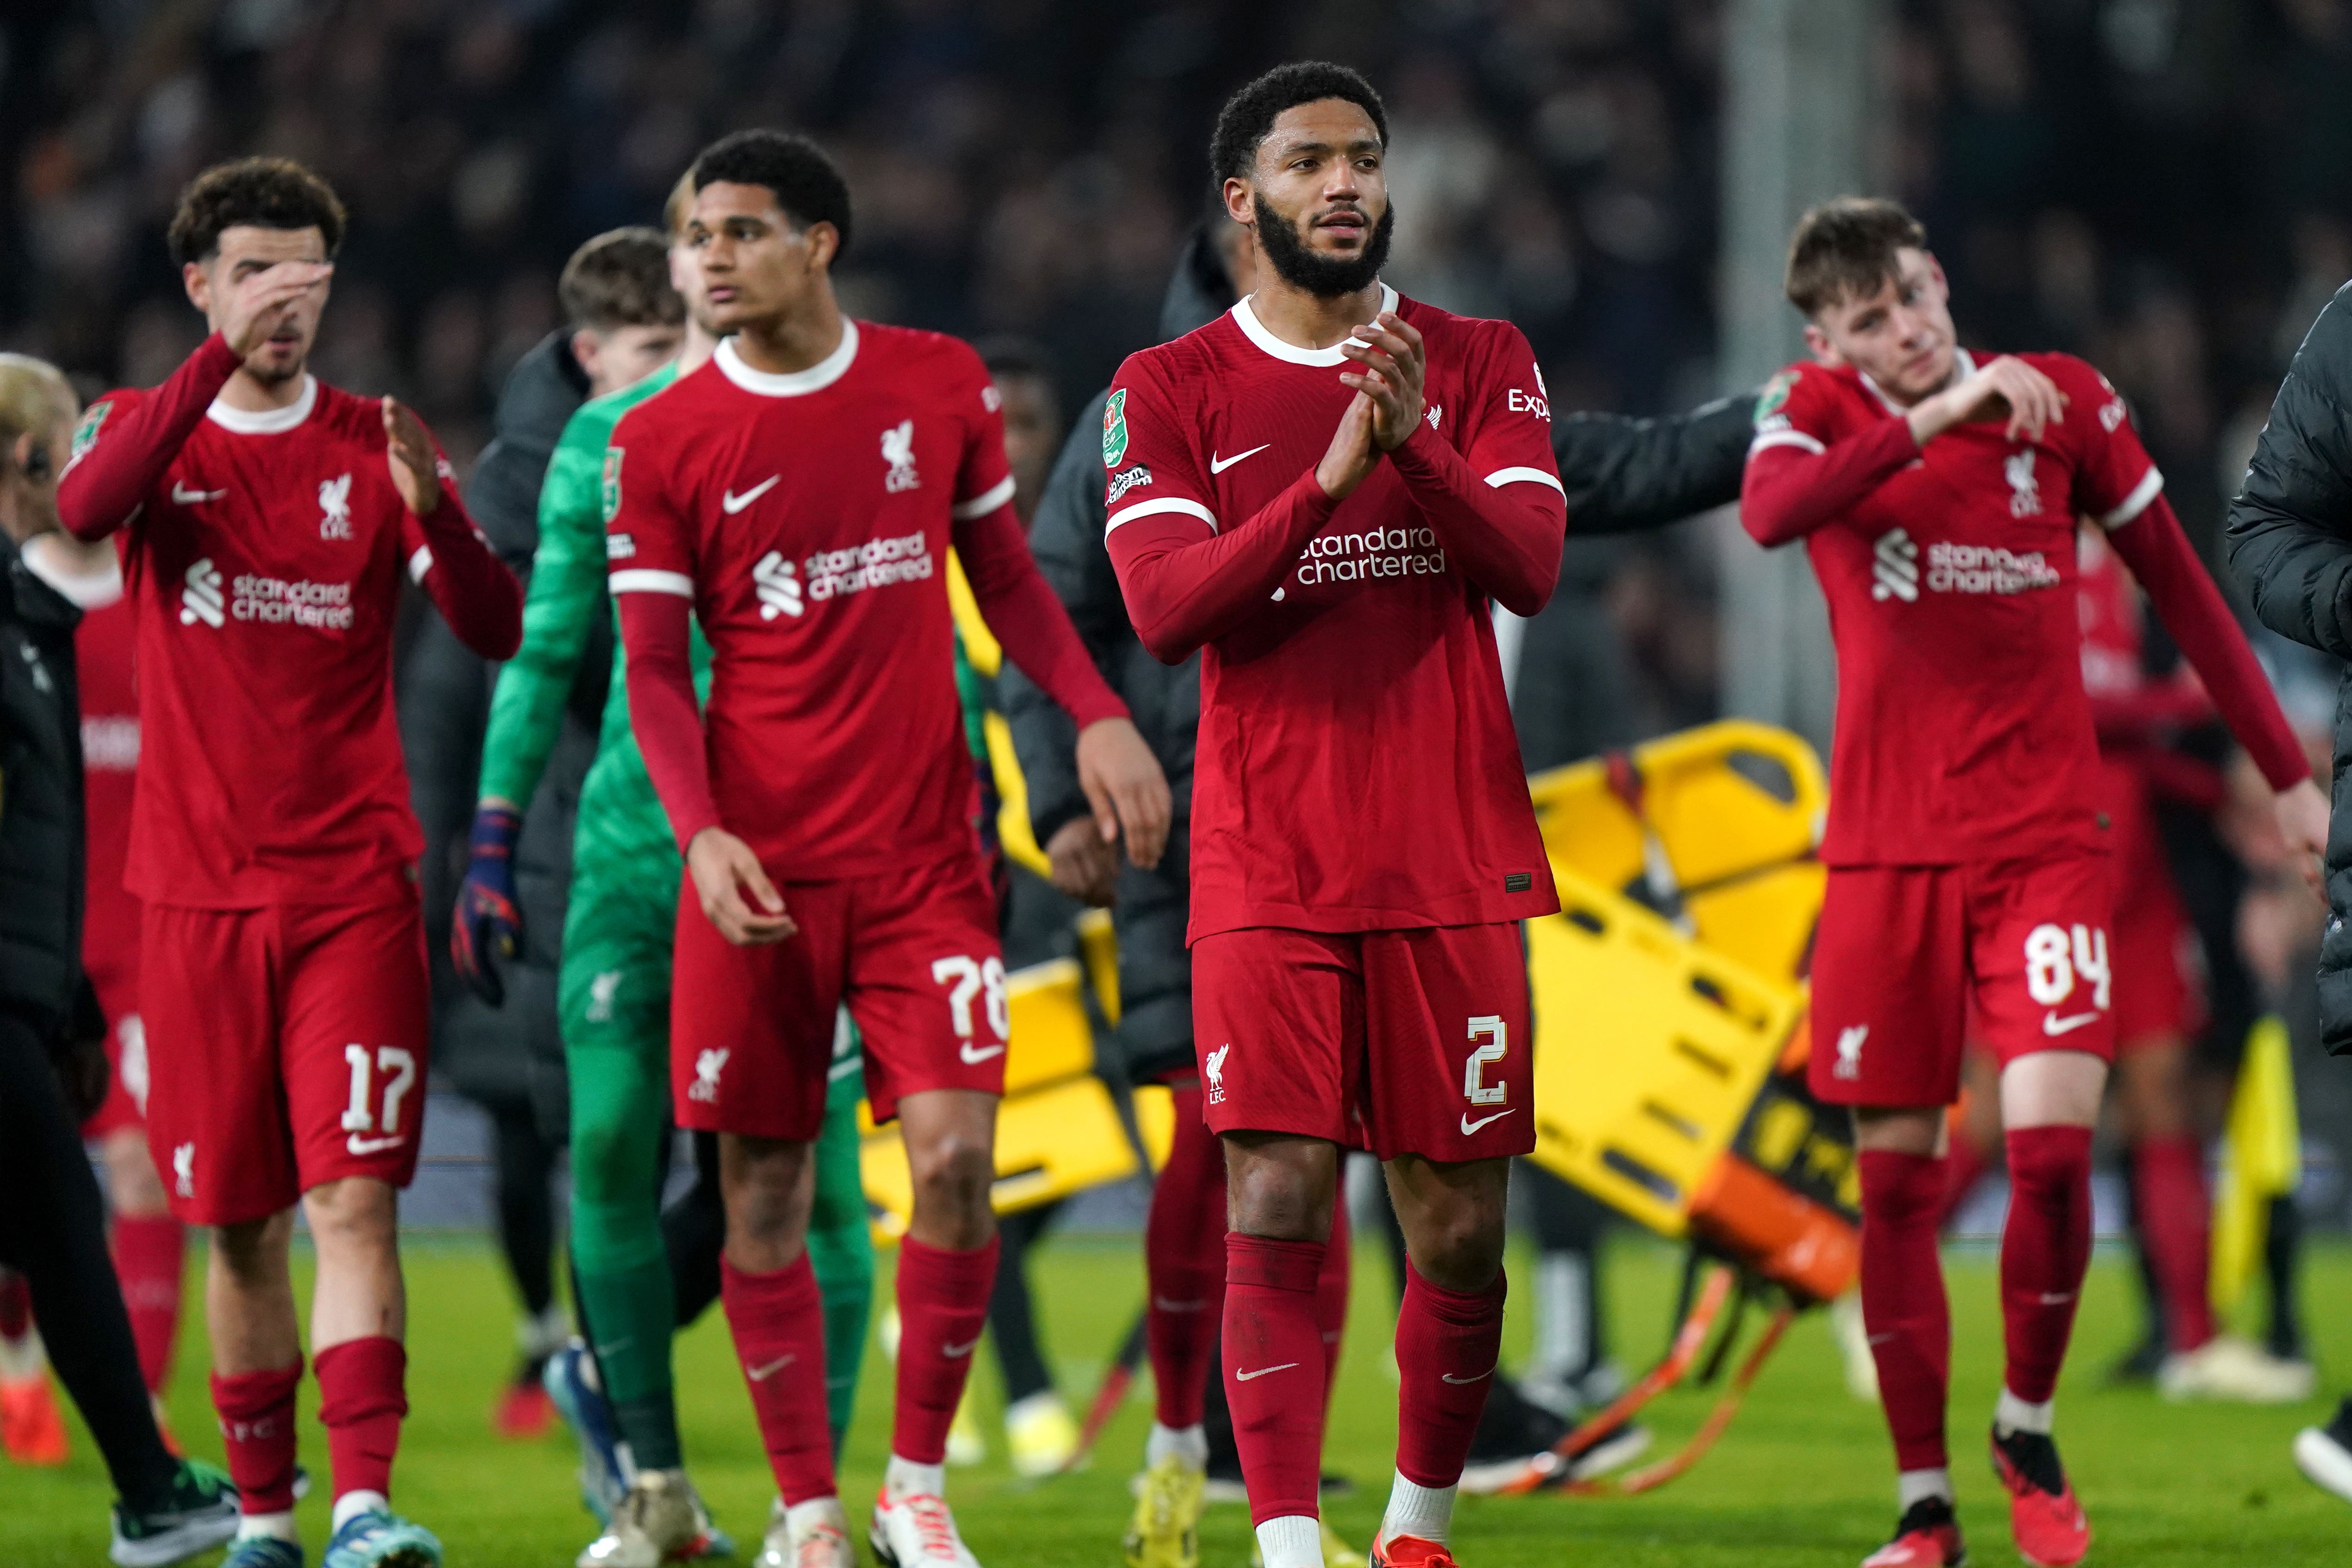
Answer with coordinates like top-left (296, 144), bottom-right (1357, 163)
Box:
top-left (608, 322), bottom-right (1111, 878)
top-left (1103, 286), bottom-right (1564, 938)
top-left (60, 340), bottom-right (521, 907)
top-left (1744, 350), bottom-right (2164, 865)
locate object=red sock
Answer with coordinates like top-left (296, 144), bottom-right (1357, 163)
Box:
top-left (1936, 1133), bottom-right (1991, 1232)
top-left (892, 1234), bottom-right (998, 1466)
top-left (1393, 1260), bottom-right (1505, 1489)
top-left (1316, 1200), bottom-right (1351, 1404)
top-left (1859, 1149), bottom-right (1952, 1472)
top-left (2134, 1136), bottom-right (2216, 1352)
top-left (313, 1337), bottom-right (406, 1505)
top-left (1146, 1091), bottom-right (1225, 1430)
top-left (111, 1216), bottom-right (185, 1393)
top-left (0, 1270), bottom-right (29, 1340)
top-left (1224, 1234), bottom-right (1328, 1526)
top-left (212, 1358), bottom-right (302, 1515)
top-left (721, 1255), bottom-right (836, 1504)
top-left (2001, 1126), bottom-right (2093, 1403)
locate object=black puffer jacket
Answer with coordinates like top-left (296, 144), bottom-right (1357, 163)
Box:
top-left (0, 539), bottom-right (94, 1039)
top-left (2223, 279), bottom-right (2352, 1054)
top-left (1002, 236), bottom-right (1756, 1079)
top-left (398, 331), bottom-right (593, 1123)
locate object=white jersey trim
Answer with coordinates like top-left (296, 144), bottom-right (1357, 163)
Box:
top-left (610, 568), bottom-right (696, 597)
top-left (206, 376), bottom-right (318, 434)
top-left (1485, 466), bottom-right (1566, 495)
top-left (1748, 429), bottom-right (1826, 457)
top-left (1230, 283), bottom-right (1400, 367)
top-left (1107, 496), bottom-right (1218, 536)
top-left (407, 546), bottom-right (434, 584)
top-left (952, 475), bottom-right (1017, 520)
top-left (2097, 465), bottom-right (2166, 529)
top-left (715, 321), bottom-right (860, 398)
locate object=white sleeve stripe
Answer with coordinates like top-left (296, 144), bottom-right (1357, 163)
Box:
top-left (1484, 466), bottom-right (1567, 495)
top-left (1107, 496), bottom-right (1218, 536)
top-left (407, 546), bottom-right (434, 584)
top-left (609, 568), bottom-right (696, 597)
top-left (951, 475), bottom-right (1018, 520)
top-left (1747, 430), bottom-right (1827, 457)
top-left (2097, 465), bottom-right (2166, 528)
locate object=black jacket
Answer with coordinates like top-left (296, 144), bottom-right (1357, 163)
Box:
top-left (1002, 240), bottom-right (1754, 1077)
top-left (0, 540), bottom-right (93, 1039)
top-left (2223, 279), bottom-right (2352, 1053)
top-left (398, 331), bottom-right (591, 1114)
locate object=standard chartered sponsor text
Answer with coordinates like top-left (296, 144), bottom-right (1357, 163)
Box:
top-left (1923, 541), bottom-right (2059, 596)
top-left (233, 573), bottom-right (357, 628)
top-left (802, 530), bottom-right (932, 604)
top-left (1294, 524), bottom-right (1448, 586)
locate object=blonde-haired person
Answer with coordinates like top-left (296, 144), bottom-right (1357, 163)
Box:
top-left (0, 352), bottom-right (240, 1564)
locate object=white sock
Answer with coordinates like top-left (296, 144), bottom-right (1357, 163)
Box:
top-left (1145, 1422), bottom-right (1208, 1470)
top-left (1254, 1514), bottom-right (1324, 1568)
top-left (235, 1512), bottom-right (298, 1543)
top-left (331, 1490), bottom-right (388, 1532)
top-left (884, 1454), bottom-right (946, 1501)
top-left (1994, 1387), bottom-right (2054, 1437)
top-left (785, 1496), bottom-right (847, 1537)
top-left (1897, 1468), bottom-right (1953, 1511)
top-left (1379, 1471), bottom-right (1456, 1545)
top-left (0, 1324), bottom-right (45, 1380)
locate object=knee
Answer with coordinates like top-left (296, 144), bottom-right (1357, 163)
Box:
top-left (214, 1213), bottom-right (294, 1284)
top-left (909, 1129), bottom-right (994, 1219)
top-left (302, 1178), bottom-right (397, 1248)
top-left (1410, 1206), bottom-right (1505, 1293)
top-left (722, 1141), bottom-right (812, 1245)
top-left (1227, 1161), bottom-right (1327, 1242)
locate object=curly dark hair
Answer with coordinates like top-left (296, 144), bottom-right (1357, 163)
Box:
top-left (167, 157), bottom-right (347, 266)
top-left (1784, 197), bottom-right (1928, 317)
top-left (689, 129), bottom-right (853, 258)
top-left (1209, 61), bottom-right (1388, 185)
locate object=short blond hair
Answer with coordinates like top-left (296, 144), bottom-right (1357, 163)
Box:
top-left (663, 170), bottom-right (697, 239)
top-left (0, 354), bottom-right (76, 475)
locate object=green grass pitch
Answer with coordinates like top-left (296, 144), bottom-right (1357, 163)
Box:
top-left (5, 1232), bottom-right (2348, 1565)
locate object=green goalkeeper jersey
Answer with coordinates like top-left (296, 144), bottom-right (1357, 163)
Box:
top-left (478, 358), bottom-right (993, 894)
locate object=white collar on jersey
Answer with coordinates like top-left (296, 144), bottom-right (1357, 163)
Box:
top-left (205, 375), bottom-right (318, 434)
top-left (1858, 346), bottom-right (1976, 418)
top-left (1229, 282), bottom-right (1400, 367)
top-left (715, 320), bottom-right (860, 397)
top-left (18, 535), bottom-right (124, 610)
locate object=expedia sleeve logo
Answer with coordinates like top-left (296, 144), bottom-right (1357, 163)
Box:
top-left (601, 448), bottom-right (624, 523)
top-left (1101, 388), bottom-right (1129, 469)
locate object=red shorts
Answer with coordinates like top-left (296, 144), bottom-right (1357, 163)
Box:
top-left (79, 956), bottom-right (145, 1140)
top-left (669, 853), bottom-right (1006, 1141)
top-left (1190, 922), bottom-right (1533, 1162)
top-left (2108, 850), bottom-right (2205, 1050)
top-left (140, 895), bottom-right (430, 1226)
top-left (1810, 851), bottom-right (2115, 1107)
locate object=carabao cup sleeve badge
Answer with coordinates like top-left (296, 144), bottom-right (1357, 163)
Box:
top-left (1101, 388), bottom-right (1129, 469)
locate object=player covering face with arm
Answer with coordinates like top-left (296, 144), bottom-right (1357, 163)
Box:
top-left (55, 157), bottom-right (522, 1568)
top-left (1103, 63), bottom-right (1567, 1568)
top-left (608, 130), bottom-right (1157, 1568)
top-left (1738, 198), bottom-right (2321, 1568)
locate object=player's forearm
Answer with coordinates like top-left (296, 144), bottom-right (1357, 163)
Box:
top-left (1738, 419), bottom-right (1919, 547)
top-left (953, 507), bottom-right (1130, 729)
top-left (475, 490), bottom-right (610, 805)
top-left (2111, 495), bottom-right (2310, 790)
top-left (57, 335), bottom-right (241, 540)
top-left (616, 592), bottom-right (722, 849)
top-left (1386, 423), bottom-right (1565, 616)
top-left (414, 488), bottom-right (524, 660)
top-left (1107, 469), bottom-right (1339, 662)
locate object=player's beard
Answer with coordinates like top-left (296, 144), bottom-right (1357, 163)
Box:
top-left (1253, 193), bottom-right (1393, 299)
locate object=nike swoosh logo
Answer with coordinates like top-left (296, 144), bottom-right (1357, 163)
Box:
top-left (1460, 1109), bottom-right (1516, 1136)
top-left (171, 483), bottom-right (224, 504)
top-left (722, 475), bottom-right (781, 513)
top-left (1233, 1363), bottom-right (1297, 1382)
top-left (746, 1354), bottom-right (795, 1380)
top-left (941, 1338), bottom-right (981, 1359)
top-left (2042, 1011), bottom-right (2101, 1036)
top-left (346, 1135), bottom-right (406, 1155)
top-left (2037, 1292), bottom-right (2076, 1306)
top-left (959, 1043), bottom-right (1006, 1064)
top-left (1441, 1366), bottom-right (1497, 1385)
top-left (1209, 444), bottom-right (1270, 475)
top-left (593, 1339), bottom-right (634, 1359)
